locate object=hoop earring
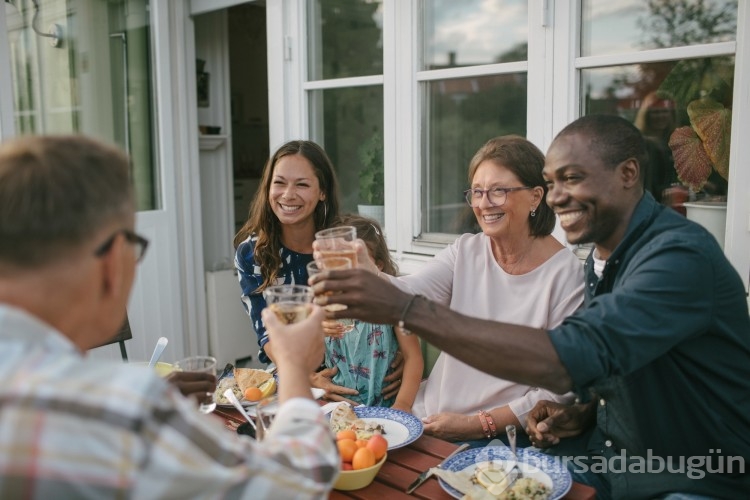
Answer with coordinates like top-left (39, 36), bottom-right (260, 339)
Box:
top-left (323, 202), bottom-right (328, 221)
top-left (530, 208), bottom-right (536, 217)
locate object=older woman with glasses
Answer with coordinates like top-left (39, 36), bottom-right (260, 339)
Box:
top-left (384, 135), bottom-right (584, 446)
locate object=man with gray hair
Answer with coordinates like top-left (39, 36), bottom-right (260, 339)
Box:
top-left (0, 135), bottom-right (337, 498)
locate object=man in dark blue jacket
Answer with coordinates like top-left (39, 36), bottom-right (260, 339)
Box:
top-left (312, 115), bottom-right (750, 499)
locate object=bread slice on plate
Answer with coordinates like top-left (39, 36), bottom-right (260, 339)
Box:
top-left (233, 368), bottom-right (272, 392)
top-left (330, 403), bottom-right (360, 434)
top-left (329, 403), bottom-right (385, 439)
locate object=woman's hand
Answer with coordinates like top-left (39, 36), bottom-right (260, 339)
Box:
top-left (381, 351), bottom-right (404, 399)
top-left (421, 412), bottom-right (479, 442)
top-left (322, 320), bottom-right (347, 338)
top-left (310, 366), bottom-right (360, 405)
top-left (352, 240), bottom-right (380, 273)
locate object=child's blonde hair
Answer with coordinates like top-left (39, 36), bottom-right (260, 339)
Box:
top-left (333, 214), bottom-right (398, 277)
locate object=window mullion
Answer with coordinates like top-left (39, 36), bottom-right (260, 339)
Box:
top-left (576, 42), bottom-right (736, 69)
top-left (303, 75), bottom-right (384, 90)
top-left (725, 0), bottom-right (750, 293)
top-left (416, 61), bottom-right (528, 81)
top-left (527, 0), bottom-right (553, 151)
top-left (391, 0), bottom-right (419, 258)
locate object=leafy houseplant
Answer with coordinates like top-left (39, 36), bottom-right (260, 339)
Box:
top-left (657, 55), bottom-right (733, 196)
top-left (668, 96), bottom-right (731, 193)
top-left (667, 94), bottom-right (731, 248)
top-left (659, 56), bottom-right (733, 247)
top-left (358, 132), bottom-right (384, 206)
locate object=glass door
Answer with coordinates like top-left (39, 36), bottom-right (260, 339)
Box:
top-left (1, 0), bottom-right (191, 363)
top-left (3, 0), bottom-right (158, 211)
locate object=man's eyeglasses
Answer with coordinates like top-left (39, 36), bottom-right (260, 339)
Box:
top-left (463, 186), bottom-right (533, 208)
top-left (94, 229), bottom-right (149, 263)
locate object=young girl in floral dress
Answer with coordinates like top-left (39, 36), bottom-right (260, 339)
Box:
top-left (322, 214), bottom-right (423, 411)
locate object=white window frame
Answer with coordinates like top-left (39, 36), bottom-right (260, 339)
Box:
top-left (403, 0), bottom-right (551, 260)
top-left (551, 0), bottom-right (749, 294)
top-left (284, 0), bottom-right (553, 268)
top-left (275, 0), bottom-right (749, 291)
top-left (0, 4), bottom-right (16, 139)
top-left (725, 0), bottom-right (750, 294)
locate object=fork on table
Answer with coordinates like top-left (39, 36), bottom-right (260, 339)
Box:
top-left (497, 424), bottom-right (522, 495)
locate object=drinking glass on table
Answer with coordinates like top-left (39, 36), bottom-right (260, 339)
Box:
top-left (262, 285), bottom-right (314, 324)
top-left (173, 355), bottom-right (217, 413)
top-left (314, 226), bottom-right (358, 266)
top-left (307, 257), bottom-right (355, 336)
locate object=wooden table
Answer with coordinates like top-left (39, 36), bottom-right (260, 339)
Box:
top-left (213, 407), bottom-right (596, 500)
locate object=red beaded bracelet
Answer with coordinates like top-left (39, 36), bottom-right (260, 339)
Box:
top-left (478, 410), bottom-right (497, 438)
top-left (477, 411), bottom-right (491, 439)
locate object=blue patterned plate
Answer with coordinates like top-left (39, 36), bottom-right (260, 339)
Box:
top-left (438, 446), bottom-right (572, 499)
top-left (352, 406), bottom-right (423, 450)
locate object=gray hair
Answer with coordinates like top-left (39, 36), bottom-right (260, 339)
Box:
top-left (0, 135), bottom-right (133, 267)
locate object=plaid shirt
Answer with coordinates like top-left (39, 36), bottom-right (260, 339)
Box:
top-left (0, 305), bottom-right (338, 499)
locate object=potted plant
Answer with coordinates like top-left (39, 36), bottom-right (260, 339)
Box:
top-left (357, 131), bottom-right (385, 226)
top-left (668, 96), bottom-right (731, 195)
top-left (668, 95), bottom-right (731, 247)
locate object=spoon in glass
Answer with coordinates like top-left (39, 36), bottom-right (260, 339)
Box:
top-left (147, 337), bottom-right (168, 369)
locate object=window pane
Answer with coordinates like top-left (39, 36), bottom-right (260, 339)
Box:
top-left (423, 74), bottom-right (527, 234)
top-left (421, 0), bottom-right (528, 70)
top-left (309, 86), bottom-right (384, 214)
top-left (581, 0), bottom-right (737, 57)
top-left (6, 0), bottom-right (159, 211)
top-left (582, 56), bottom-right (734, 205)
top-left (307, 0), bottom-right (383, 80)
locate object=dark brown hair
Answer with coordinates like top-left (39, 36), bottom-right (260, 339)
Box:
top-left (467, 135), bottom-right (555, 237)
top-left (0, 135), bottom-right (132, 268)
top-left (333, 214), bottom-right (398, 277)
top-left (233, 140), bottom-right (341, 291)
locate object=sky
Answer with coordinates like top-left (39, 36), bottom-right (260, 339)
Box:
top-left (425, 0), bottom-right (527, 66)
top-left (425, 0), bottom-right (735, 65)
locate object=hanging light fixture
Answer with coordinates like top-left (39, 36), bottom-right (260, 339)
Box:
top-left (29, 0), bottom-right (63, 48)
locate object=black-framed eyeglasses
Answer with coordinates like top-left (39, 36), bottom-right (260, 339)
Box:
top-left (94, 229), bottom-right (149, 263)
top-left (463, 186), bottom-right (533, 208)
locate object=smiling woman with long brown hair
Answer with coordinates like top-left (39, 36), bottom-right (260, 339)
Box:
top-left (234, 140), bottom-right (341, 364)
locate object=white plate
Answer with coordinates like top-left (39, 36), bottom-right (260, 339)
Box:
top-left (215, 399), bottom-right (259, 408)
top-left (438, 446), bottom-right (572, 500)
top-left (352, 406), bottom-right (423, 450)
top-left (214, 376), bottom-right (259, 408)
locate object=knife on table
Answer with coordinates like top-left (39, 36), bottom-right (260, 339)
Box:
top-left (405, 442), bottom-right (470, 494)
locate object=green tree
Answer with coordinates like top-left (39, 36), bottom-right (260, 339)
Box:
top-left (638, 0), bottom-right (736, 49)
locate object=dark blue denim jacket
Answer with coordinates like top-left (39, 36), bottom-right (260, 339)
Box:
top-left (549, 192), bottom-right (750, 498)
